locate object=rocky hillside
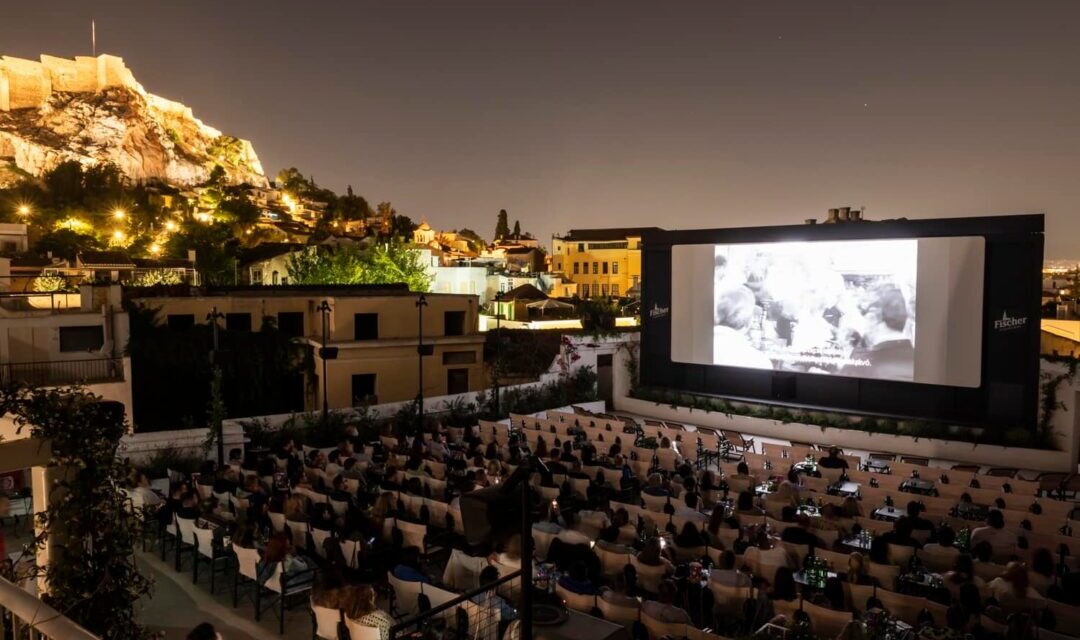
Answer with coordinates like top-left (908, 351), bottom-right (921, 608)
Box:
top-left (0, 55), bottom-right (267, 188)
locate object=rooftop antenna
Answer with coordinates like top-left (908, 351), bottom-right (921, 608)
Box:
top-left (91, 19), bottom-right (96, 56)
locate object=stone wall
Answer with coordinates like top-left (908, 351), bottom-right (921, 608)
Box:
top-left (0, 53), bottom-right (140, 112)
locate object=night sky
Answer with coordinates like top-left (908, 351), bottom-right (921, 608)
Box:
top-left (4, 1), bottom-right (1079, 257)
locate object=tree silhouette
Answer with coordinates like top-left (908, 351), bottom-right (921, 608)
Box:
top-left (512, 220), bottom-right (521, 239)
top-left (495, 209), bottom-right (510, 240)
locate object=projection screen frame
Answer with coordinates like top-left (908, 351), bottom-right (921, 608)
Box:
top-left (640, 215), bottom-right (1044, 430)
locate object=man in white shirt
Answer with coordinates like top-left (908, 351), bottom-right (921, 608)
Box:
top-left (970, 510), bottom-right (1017, 561)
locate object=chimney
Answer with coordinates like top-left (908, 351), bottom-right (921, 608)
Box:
top-left (805, 219), bottom-right (817, 225)
top-left (838, 207), bottom-right (851, 221)
top-left (826, 208), bottom-right (839, 223)
top-left (851, 208), bottom-right (862, 221)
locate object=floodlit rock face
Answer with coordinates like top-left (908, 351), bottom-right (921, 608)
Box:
top-left (0, 54), bottom-right (267, 188)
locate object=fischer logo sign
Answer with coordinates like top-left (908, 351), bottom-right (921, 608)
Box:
top-left (993, 311), bottom-right (1028, 332)
top-left (649, 303), bottom-right (670, 319)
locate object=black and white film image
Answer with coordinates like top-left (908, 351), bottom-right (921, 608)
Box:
top-left (713, 240), bottom-right (918, 381)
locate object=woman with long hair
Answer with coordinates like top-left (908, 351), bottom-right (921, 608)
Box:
top-left (344, 584), bottom-right (394, 640)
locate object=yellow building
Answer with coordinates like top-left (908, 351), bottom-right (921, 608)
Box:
top-left (550, 227), bottom-right (661, 298)
top-left (128, 285), bottom-right (486, 410)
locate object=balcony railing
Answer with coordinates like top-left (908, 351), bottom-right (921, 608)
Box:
top-left (0, 358), bottom-right (125, 387)
top-left (0, 576), bottom-right (100, 640)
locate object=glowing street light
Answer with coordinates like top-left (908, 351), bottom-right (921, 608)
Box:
top-left (16, 205), bottom-right (30, 216)
top-left (113, 209), bottom-right (126, 220)
top-left (150, 243), bottom-right (161, 254)
top-left (165, 220), bottom-right (178, 232)
top-left (112, 229), bottom-right (125, 241)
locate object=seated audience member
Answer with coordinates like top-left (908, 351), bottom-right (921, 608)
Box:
top-left (922, 525), bottom-right (961, 565)
top-left (711, 550), bottom-right (752, 587)
top-left (392, 547), bottom-right (431, 583)
top-left (558, 562), bottom-right (600, 595)
top-left (601, 572), bottom-right (641, 607)
top-left (769, 566), bottom-right (798, 601)
top-left (674, 493), bottom-right (708, 524)
top-left (673, 522), bottom-right (707, 550)
top-left (257, 532), bottom-right (314, 586)
top-left (901, 501), bottom-right (935, 534)
top-left (837, 552), bottom-right (869, 586)
top-left (811, 576), bottom-right (848, 612)
top-left (344, 584), bottom-right (395, 640)
top-left (970, 510), bottom-right (1016, 561)
top-left (312, 570), bottom-right (348, 609)
top-left (817, 446), bottom-right (849, 470)
top-left (490, 535), bottom-right (523, 570)
top-left (744, 529), bottom-right (792, 583)
top-left (779, 509), bottom-right (822, 547)
top-left (636, 537), bottom-right (675, 572)
top-left (735, 490), bottom-right (761, 516)
top-left (473, 566), bottom-right (519, 621)
top-left (943, 554), bottom-right (985, 600)
top-left (988, 561), bottom-right (1044, 604)
top-left (1029, 548), bottom-right (1055, 595)
top-left (598, 509), bottom-right (630, 545)
top-left (642, 473), bottom-right (669, 497)
top-left (643, 579), bottom-right (692, 623)
top-left (878, 517), bottom-right (920, 549)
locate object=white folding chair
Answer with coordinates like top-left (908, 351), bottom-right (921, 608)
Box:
top-left (312, 601), bottom-right (343, 640)
top-left (344, 619), bottom-right (381, 640)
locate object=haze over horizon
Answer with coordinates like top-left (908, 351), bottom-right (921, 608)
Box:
top-left (4, 1), bottom-right (1078, 257)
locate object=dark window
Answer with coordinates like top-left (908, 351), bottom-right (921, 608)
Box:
top-left (447, 368), bottom-right (469, 395)
top-left (277, 312), bottom-right (304, 338)
top-left (573, 262), bottom-right (579, 275)
top-left (354, 313), bottom-right (378, 340)
top-left (598, 354), bottom-right (614, 367)
top-left (351, 374), bottom-right (376, 405)
top-left (577, 243), bottom-right (585, 252)
top-left (59, 325), bottom-right (104, 352)
top-left (167, 314), bottom-right (195, 331)
top-left (592, 262), bottom-right (599, 274)
top-left (444, 311), bottom-right (466, 336)
top-left (442, 350), bottom-right (477, 365)
top-left (225, 313), bottom-right (252, 332)
top-left (602, 262), bottom-right (609, 274)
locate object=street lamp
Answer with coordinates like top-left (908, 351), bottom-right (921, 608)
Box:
top-left (113, 208), bottom-right (126, 220)
top-left (316, 300), bottom-right (333, 427)
top-left (16, 205), bottom-right (30, 217)
top-left (492, 291), bottom-right (505, 417)
top-left (415, 293), bottom-right (429, 435)
top-left (207, 307), bottom-right (226, 467)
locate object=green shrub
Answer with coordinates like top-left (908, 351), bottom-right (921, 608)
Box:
top-left (140, 445), bottom-right (202, 480)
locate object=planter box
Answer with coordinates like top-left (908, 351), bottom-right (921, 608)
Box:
top-left (119, 423), bottom-right (247, 464)
top-left (616, 396), bottom-right (1075, 473)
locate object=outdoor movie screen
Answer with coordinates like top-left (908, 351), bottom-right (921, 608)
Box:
top-left (670, 236), bottom-right (986, 387)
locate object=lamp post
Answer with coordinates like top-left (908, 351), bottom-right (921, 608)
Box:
top-left (316, 300), bottom-right (332, 427)
top-left (207, 307), bottom-right (226, 467)
top-left (415, 293), bottom-right (428, 435)
top-left (492, 291), bottom-right (504, 417)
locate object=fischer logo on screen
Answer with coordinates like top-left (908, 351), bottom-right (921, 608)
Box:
top-left (649, 303), bottom-right (670, 319)
top-left (993, 311), bottom-right (1028, 332)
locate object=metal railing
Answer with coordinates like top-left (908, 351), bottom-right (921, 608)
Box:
top-left (0, 576), bottom-right (101, 640)
top-left (388, 571), bottom-right (524, 640)
top-left (0, 358), bottom-right (125, 386)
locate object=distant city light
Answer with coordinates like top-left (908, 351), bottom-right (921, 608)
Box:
top-left (165, 220), bottom-right (178, 231)
top-left (195, 213), bottom-right (211, 223)
top-left (150, 243), bottom-right (161, 254)
top-left (113, 209), bottom-right (126, 220)
top-left (112, 229), bottom-right (125, 240)
top-left (17, 205), bottom-right (30, 216)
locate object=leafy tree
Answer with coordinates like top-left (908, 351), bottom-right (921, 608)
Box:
top-left (33, 228), bottom-right (102, 261)
top-left (359, 240), bottom-right (432, 291)
top-left (275, 167), bottom-right (312, 195)
top-left (216, 192), bottom-right (261, 226)
top-left (389, 213), bottom-right (417, 240)
top-left (338, 185), bottom-right (371, 220)
top-left (165, 220), bottom-right (237, 285)
top-left (512, 220), bottom-right (521, 239)
top-left (286, 241), bottom-right (432, 291)
top-left (494, 209), bottom-right (510, 240)
top-left (455, 228), bottom-right (487, 253)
